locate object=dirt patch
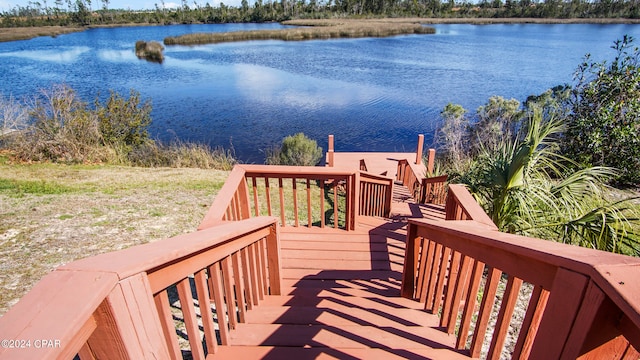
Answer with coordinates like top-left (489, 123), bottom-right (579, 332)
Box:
top-left (0, 163), bottom-right (228, 315)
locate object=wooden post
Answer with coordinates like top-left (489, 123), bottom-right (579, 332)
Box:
top-left (266, 223), bottom-right (282, 295)
top-left (427, 148), bottom-right (436, 175)
top-left (327, 135), bottom-right (334, 167)
top-left (415, 134), bottom-right (424, 165)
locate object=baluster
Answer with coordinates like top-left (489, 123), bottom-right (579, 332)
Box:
top-left (153, 290), bottom-right (182, 359)
top-left (487, 275), bottom-right (523, 360)
top-left (441, 251), bottom-right (462, 329)
top-left (512, 285), bottom-right (549, 359)
top-left (425, 243), bottom-right (444, 312)
top-left (278, 178), bottom-right (285, 226)
top-left (251, 176), bottom-right (260, 217)
top-left (208, 262), bottom-right (230, 345)
top-left (432, 247), bottom-right (452, 314)
top-left (264, 177), bottom-right (272, 217)
top-left (221, 256), bottom-right (237, 329)
top-left (320, 179), bottom-right (325, 228)
top-left (177, 277), bottom-right (205, 360)
top-left (456, 259), bottom-right (485, 350)
top-left (446, 255), bottom-right (473, 334)
top-left (306, 178), bottom-right (312, 228)
top-left (231, 252), bottom-right (247, 323)
top-left (194, 269), bottom-right (218, 354)
top-left (240, 247), bottom-right (254, 310)
top-left (292, 178), bottom-right (299, 227)
top-left (470, 267), bottom-right (503, 358)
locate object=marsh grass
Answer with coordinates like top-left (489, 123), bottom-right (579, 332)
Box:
top-left (164, 19), bottom-right (435, 45)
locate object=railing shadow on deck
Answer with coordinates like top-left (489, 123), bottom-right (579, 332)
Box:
top-left (243, 269), bottom-right (469, 360)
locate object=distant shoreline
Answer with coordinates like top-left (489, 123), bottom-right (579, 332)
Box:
top-left (2, 17), bottom-right (640, 43)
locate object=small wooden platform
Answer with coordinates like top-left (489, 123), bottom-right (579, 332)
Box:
top-left (330, 151), bottom-right (425, 178)
top-left (209, 219), bottom-right (467, 359)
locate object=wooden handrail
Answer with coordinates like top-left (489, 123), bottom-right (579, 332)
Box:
top-left (396, 159), bottom-right (424, 201)
top-left (0, 217), bottom-right (281, 360)
top-left (401, 214), bottom-right (640, 358)
top-left (445, 184), bottom-right (496, 228)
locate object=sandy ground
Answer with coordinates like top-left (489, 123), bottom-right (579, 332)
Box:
top-left (0, 164), bottom-right (228, 315)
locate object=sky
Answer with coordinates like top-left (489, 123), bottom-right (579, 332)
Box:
top-left (0, 0), bottom-right (244, 12)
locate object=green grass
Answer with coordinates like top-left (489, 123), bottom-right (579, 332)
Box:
top-left (0, 178), bottom-right (75, 196)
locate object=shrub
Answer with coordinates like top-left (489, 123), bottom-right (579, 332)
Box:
top-left (95, 89), bottom-right (152, 153)
top-left (564, 36), bottom-right (640, 186)
top-left (266, 133), bottom-right (323, 166)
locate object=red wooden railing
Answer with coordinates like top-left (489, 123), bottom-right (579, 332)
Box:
top-left (358, 171), bottom-right (393, 218)
top-left (401, 185), bottom-right (640, 359)
top-left (200, 165), bottom-right (394, 231)
top-left (0, 217), bottom-right (281, 360)
top-left (397, 159), bottom-right (448, 205)
top-left (421, 174), bottom-right (448, 204)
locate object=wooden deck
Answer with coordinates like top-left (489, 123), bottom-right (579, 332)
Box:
top-left (210, 218), bottom-right (468, 359)
top-left (3, 140), bottom-right (639, 360)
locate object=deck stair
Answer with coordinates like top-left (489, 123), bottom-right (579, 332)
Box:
top-left (209, 219), bottom-right (468, 359)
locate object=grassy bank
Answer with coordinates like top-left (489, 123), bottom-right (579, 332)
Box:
top-left (164, 19), bottom-right (435, 45)
top-left (0, 26), bottom-right (83, 42)
top-left (0, 160), bottom-right (228, 315)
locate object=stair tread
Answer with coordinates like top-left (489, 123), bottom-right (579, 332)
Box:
top-left (207, 345), bottom-right (470, 360)
top-left (228, 323), bottom-right (457, 350)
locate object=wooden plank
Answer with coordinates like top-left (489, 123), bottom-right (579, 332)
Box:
top-left (209, 262), bottom-right (230, 345)
top-left (561, 280), bottom-right (606, 359)
top-left (177, 277), bottom-right (205, 360)
top-left (259, 238), bottom-right (269, 295)
top-left (440, 251), bottom-right (462, 330)
top-left (278, 177), bottom-right (286, 227)
top-left (470, 267), bottom-right (502, 358)
top-left (266, 225), bottom-right (283, 296)
top-left (307, 178), bottom-right (312, 228)
top-left (400, 223), bottom-right (418, 300)
top-left (228, 323), bottom-right (456, 350)
top-left (194, 270), bottom-right (218, 354)
top-left (529, 268), bottom-right (589, 359)
top-left (208, 344), bottom-right (471, 359)
top-left (247, 243), bottom-right (261, 305)
top-left (425, 243), bottom-right (444, 312)
top-left (320, 181), bottom-right (325, 228)
top-left (251, 176), bottom-right (260, 217)
top-left (446, 254), bottom-right (472, 335)
top-left (240, 247), bottom-right (254, 310)
top-left (254, 242), bottom-right (266, 300)
top-left (153, 290), bottom-right (182, 360)
top-left (292, 178), bottom-right (300, 227)
top-left (221, 256), bottom-right (237, 330)
top-left (265, 177), bottom-right (273, 217)
top-left (487, 275), bottom-right (523, 360)
top-left (432, 246), bottom-right (451, 314)
top-left (511, 285), bottom-right (547, 359)
top-left (456, 259), bottom-right (485, 350)
top-left (0, 270), bottom-right (117, 360)
top-left (231, 252), bottom-right (247, 323)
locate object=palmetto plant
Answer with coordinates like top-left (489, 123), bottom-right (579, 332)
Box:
top-left (465, 110), bottom-right (640, 256)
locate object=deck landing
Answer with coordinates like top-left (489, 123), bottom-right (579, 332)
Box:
top-left (209, 220), bottom-right (467, 359)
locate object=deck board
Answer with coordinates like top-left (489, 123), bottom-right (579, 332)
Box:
top-left (209, 215), bottom-right (467, 359)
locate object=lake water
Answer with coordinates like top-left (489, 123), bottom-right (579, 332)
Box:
top-left (1, 22), bottom-right (640, 162)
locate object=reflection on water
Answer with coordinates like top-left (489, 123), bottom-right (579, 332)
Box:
top-left (1, 23), bottom-right (640, 162)
top-left (0, 46), bottom-right (90, 63)
top-left (98, 49), bottom-right (137, 62)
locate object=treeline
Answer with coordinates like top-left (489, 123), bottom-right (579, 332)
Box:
top-left (2, 0), bottom-right (640, 28)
